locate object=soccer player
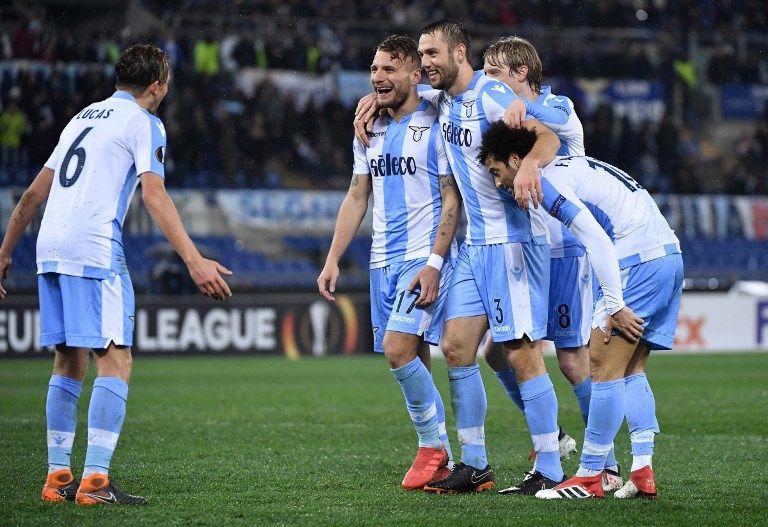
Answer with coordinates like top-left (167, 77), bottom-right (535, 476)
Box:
top-left (395, 20), bottom-right (564, 494)
top-left (476, 122), bottom-right (681, 499)
top-left (481, 36), bottom-right (622, 493)
top-left (0, 44), bottom-right (233, 505)
top-left (316, 35), bottom-right (461, 490)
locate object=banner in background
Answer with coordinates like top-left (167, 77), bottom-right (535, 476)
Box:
top-left (0, 294), bottom-right (373, 357)
top-left (2, 293), bottom-right (767, 357)
top-left (720, 84), bottom-right (768, 119)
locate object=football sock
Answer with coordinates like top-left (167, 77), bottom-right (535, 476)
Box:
top-left (625, 373), bottom-right (658, 471)
top-left (494, 368), bottom-right (525, 413)
top-left (448, 364), bottom-right (488, 469)
top-left (520, 373), bottom-right (563, 481)
top-left (391, 358), bottom-right (441, 448)
top-left (432, 383), bottom-right (453, 461)
top-left (580, 379), bottom-right (625, 473)
top-left (572, 377), bottom-right (592, 424)
top-left (83, 377), bottom-right (128, 477)
top-left (46, 375), bottom-right (82, 472)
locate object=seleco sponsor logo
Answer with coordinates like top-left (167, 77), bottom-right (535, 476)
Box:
top-left (442, 121), bottom-right (472, 147)
top-left (369, 154), bottom-right (417, 177)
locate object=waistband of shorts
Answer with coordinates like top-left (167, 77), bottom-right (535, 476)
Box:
top-left (618, 242), bottom-right (681, 269)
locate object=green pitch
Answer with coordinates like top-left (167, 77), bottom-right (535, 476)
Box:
top-left (1, 352), bottom-right (766, 526)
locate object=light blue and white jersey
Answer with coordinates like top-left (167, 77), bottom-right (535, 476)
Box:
top-left (433, 72), bottom-right (549, 245)
top-left (352, 99), bottom-right (455, 268)
top-left (531, 86), bottom-right (586, 258)
top-left (541, 156), bottom-right (681, 269)
top-left (38, 91), bottom-right (166, 279)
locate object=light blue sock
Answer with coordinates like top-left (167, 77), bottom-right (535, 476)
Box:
top-left (579, 379), bottom-right (625, 473)
top-left (494, 368), bottom-right (525, 413)
top-left (625, 373), bottom-right (659, 468)
top-left (391, 358), bottom-right (441, 448)
top-left (448, 364), bottom-right (487, 469)
top-left (432, 383), bottom-right (453, 461)
top-left (83, 377), bottom-right (128, 476)
top-left (520, 374), bottom-right (563, 481)
top-left (572, 377), bottom-right (592, 424)
top-left (46, 375), bottom-right (82, 471)
top-left (573, 377), bottom-right (618, 469)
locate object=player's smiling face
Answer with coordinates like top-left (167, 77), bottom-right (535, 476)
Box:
top-left (418, 31), bottom-right (459, 90)
top-left (370, 50), bottom-right (415, 109)
top-left (484, 156), bottom-right (519, 193)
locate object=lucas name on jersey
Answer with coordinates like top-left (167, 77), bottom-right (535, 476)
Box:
top-left (75, 107), bottom-right (115, 120)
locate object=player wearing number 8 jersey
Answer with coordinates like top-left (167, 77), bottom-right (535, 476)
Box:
top-left (477, 122), bottom-right (682, 499)
top-left (0, 44), bottom-right (232, 506)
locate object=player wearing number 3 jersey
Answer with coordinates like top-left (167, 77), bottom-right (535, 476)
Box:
top-left (0, 44), bottom-right (232, 506)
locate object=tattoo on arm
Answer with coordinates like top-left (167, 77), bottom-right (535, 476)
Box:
top-left (439, 175), bottom-right (457, 190)
top-left (13, 193), bottom-right (31, 226)
top-left (350, 175), bottom-right (359, 187)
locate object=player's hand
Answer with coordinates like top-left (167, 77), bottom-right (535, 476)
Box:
top-left (0, 253), bottom-right (10, 299)
top-left (353, 94), bottom-right (379, 147)
top-left (604, 306), bottom-right (644, 344)
top-left (503, 98), bottom-right (527, 128)
top-left (514, 158), bottom-right (543, 209)
top-left (407, 266), bottom-right (440, 306)
top-left (188, 257), bottom-right (233, 300)
top-left (317, 262), bottom-right (340, 302)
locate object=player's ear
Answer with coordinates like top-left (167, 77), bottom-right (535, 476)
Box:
top-left (454, 43), bottom-right (466, 63)
top-left (516, 65), bottom-right (529, 81)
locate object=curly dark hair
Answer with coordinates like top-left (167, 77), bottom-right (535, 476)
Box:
top-left (376, 34), bottom-right (420, 67)
top-left (115, 44), bottom-right (170, 92)
top-left (476, 120), bottom-right (538, 166)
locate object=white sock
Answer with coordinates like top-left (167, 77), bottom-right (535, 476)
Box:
top-left (575, 466), bottom-right (602, 477)
top-left (631, 455), bottom-right (652, 471)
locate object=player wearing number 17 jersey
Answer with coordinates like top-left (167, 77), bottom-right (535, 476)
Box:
top-left (0, 44), bottom-right (232, 506)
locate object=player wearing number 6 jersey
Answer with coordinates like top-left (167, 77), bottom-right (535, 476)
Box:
top-left (477, 122), bottom-right (683, 500)
top-left (0, 44), bottom-right (232, 506)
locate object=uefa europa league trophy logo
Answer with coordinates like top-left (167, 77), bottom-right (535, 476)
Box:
top-left (309, 300), bottom-right (331, 357)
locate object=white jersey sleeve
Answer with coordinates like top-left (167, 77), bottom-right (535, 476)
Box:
top-left (352, 137), bottom-right (370, 175)
top-left (44, 142), bottom-right (63, 170)
top-left (131, 112), bottom-right (167, 178)
top-left (541, 174), bottom-right (625, 314)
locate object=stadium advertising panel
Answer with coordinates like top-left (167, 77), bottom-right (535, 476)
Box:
top-left (2, 293), bottom-right (767, 356)
top-left (0, 294), bottom-right (373, 357)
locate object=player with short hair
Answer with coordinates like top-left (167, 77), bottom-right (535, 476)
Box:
top-left (403, 20), bottom-right (564, 494)
top-left (0, 43), bottom-right (233, 505)
top-left (317, 34), bottom-right (461, 490)
top-left (477, 122), bottom-right (681, 500)
top-left (481, 36), bottom-right (622, 494)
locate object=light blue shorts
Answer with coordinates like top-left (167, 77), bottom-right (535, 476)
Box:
top-left (38, 272), bottom-right (135, 348)
top-left (593, 253), bottom-right (684, 350)
top-left (369, 257), bottom-right (453, 353)
top-left (445, 242), bottom-right (550, 343)
top-left (546, 254), bottom-right (594, 348)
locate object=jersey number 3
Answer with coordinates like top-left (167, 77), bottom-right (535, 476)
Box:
top-left (59, 127), bottom-right (93, 188)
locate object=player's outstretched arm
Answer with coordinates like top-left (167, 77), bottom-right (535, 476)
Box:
top-left (515, 118), bottom-right (560, 210)
top-left (0, 167), bottom-right (54, 299)
top-left (140, 172), bottom-right (232, 300)
top-left (408, 175), bottom-right (461, 306)
top-left (317, 173), bottom-right (372, 302)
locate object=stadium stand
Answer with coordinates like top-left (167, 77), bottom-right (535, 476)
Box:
top-left (0, 0), bottom-right (766, 291)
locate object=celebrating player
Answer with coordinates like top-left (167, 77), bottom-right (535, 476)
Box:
top-left (477, 122), bottom-right (682, 499)
top-left (389, 20), bottom-right (563, 494)
top-left (0, 44), bottom-right (233, 505)
top-left (481, 36), bottom-right (622, 494)
top-left (317, 35), bottom-right (461, 490)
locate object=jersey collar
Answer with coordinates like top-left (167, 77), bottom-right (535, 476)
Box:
top-left (537, 85), bottom-right (552, 104)
top-left (111, 90), bottom-right (137, 102)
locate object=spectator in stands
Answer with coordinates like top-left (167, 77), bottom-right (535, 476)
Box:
top-left (0, 88), bottom-right (28, 183)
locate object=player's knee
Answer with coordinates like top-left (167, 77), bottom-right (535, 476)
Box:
top-left (440, 337), bottom-right (468, 367)
top-left (382, 334), bottom-right (416, 368)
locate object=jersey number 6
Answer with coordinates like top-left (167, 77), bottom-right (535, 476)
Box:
top-left (59, 127), bottom-right (93, 188)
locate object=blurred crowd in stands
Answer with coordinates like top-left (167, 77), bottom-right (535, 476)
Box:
top-left (0, 0), bottom-right (766, 194)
